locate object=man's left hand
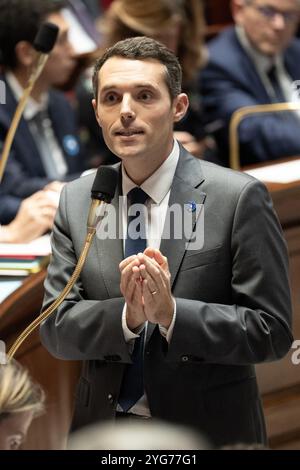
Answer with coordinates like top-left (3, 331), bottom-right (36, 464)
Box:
top-left (136, 251), bottom-right (174, 329)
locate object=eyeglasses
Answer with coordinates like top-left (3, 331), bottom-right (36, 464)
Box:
top-left (249, 2), bottom-right (300, 24)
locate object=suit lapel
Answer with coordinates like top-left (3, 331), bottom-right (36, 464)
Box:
top-left (284, 44), bottom-right (300, 81)
top-left (96, 165), bottom-right (123, 298)
top-left (232, 31), bottom-right (271, 102)
top-left (160, 147), bottom-right (206, 288)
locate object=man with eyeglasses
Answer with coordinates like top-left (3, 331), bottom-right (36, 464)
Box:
top-left (201, 0), bottom-right (300, 166)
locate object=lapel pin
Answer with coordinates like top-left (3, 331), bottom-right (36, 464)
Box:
top-left (63, 135), bottom-right (80, 156)
top-left (186, 201), bottom-right (197, 213)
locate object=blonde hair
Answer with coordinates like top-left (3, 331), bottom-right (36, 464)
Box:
top-left (98, 0), bottom-right (205, 84)
top-left (0, 359), bottom-right (45, 420)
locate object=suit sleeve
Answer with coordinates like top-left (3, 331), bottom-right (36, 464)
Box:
top-left (167, 179), bottom-right (293, 364)
top-left (1, 156), bottom-right (52, 198)
top-left (201, 62), bottom-right (300, 163)
top-left (39, 185), bottom-right (131, 363)
top-left (0, 192), bottom-right (21, 225)
top-left (0, 128), bottom-right (53, 200)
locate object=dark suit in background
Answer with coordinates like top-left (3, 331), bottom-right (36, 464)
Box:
top-left (0, 76), bottom-right (85, 224)
top-left (200, 27), bottom-right (300, 166)
top-left (40, 146), bottom-right (293, 446)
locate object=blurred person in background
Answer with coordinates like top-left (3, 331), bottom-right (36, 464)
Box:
top-left (201, 0), bottom-right (300, 166)
top-left (76, 0), bottom-right (213, 166)
top-left (0, 359), bottom-right (45, 450)
top-left (0, 0), bottom-right (86, 225)
top-left (82, 0), bottom-right (102, 17)
top-left (0, 190), bottom-right (58, 243)
top-left (68, 419), bottom-right (210, 450)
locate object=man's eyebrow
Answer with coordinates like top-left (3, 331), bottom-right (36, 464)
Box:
top-left (100, 83), bottom-right (158, 93)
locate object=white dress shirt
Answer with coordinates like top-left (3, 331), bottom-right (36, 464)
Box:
top-left (236, 25), bottom-right (299, 104)
top-left (118, 139), bottom-right (180, 417)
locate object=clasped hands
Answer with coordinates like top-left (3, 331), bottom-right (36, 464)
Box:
top-left (119, 247), bottom-right (174, 331)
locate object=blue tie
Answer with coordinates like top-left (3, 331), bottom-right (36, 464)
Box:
top-left (118, 187), bottom-right (149, 412)
top-left (267, 65), bottom-right (285, 103)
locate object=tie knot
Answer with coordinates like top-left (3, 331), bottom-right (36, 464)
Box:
top-left (127, 187), bottom-right (149, 206)
top-left (29, 109), bottom-right (49, 127)
top-left (266, 63), bottom-right (285, 103)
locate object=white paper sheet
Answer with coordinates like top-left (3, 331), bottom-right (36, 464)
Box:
top-left (61, 8), bottom-right (98, 54)
top-left (0, 279), bottom-right (23, 303)
top-left (244, 159), bottom-right (300, 183)
top-left (0, 235), bottom-right (51, 257)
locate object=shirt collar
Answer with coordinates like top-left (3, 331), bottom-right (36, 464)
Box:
top-left (5, 71), bottom-right (49, 120)
top-left (235, 25), bottom-right (282, 73)
top-left (122, 139), bottom-right (180, 204)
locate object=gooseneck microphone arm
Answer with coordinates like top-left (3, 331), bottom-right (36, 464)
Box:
top-left (0, 22), bottom-right (59, 182)
top-left (8, 167), bottom-right (118, 359)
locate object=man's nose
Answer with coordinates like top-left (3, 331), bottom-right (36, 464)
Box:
top-left (66, 40), bottom-right (76, 58)
top-left (272, 13), bottom-right (286, 30)
top-left (120, 95), bottom-right (136, 122)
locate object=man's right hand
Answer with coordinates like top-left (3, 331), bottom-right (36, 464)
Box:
top-left (119, 255), bottom-right (147, 331)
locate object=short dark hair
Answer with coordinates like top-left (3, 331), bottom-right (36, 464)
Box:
top-left (0, 0), bottom-right (66, 69)
top-left (92, 36), bottom-right (182, 101)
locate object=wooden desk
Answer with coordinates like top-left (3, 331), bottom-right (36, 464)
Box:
top-left (0, 270), bottom-right (80, 449)
top-left (0, 170), bottom-right (300, 448)
top-left (243, 161), bottom-right (300, 448)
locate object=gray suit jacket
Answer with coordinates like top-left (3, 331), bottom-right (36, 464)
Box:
top-left (40, 146), bottom-right (293, 446)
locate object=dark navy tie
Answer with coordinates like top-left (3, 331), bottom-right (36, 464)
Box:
top-left (29, 110), bottom-right (61, 179)
top-left (267, 65), bottom-right (285, 103)
top-left (118, 187), bottom-right (149, 412)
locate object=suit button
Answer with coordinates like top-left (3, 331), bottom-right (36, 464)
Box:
top-left (108, 393), bottom-right (114, 404)
top-left (112, 355), bottom-right (121, 361)
top-left (181, 355), bottom-right (189, 362)
top-left (104, 355), bottom-right (121, 362)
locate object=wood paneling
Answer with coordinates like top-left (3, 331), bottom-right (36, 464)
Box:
top-left (204, 0), bottom-right (233, 38)
top-left (0, 270), bottom-right (80, 450)
top-left (256, 176), bottom-right (300, 449)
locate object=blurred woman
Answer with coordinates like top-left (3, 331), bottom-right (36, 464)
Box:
top-left (77, 0), bottom-right (212, 164)
top-left (0, 359), bottom-right (45, 450)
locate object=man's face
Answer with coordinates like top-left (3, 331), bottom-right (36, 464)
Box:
top-left (93, 57), bottom-right (187, 168)
top-left (40, 12), bottom-right (76, 86)
top-left (233, 0), bottom-right (300, 56)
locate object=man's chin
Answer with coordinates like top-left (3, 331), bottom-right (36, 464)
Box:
top-left (113, 144), bottom-right (144, 160)
top-left (259, 42), bottom-right (284, 57)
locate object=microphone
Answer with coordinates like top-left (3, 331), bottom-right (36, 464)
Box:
top-left (34, 22), bottom-right (59, 53)
top-left (87, 166), bottom-right (119, 231)
top-left (8, 166), bottom-right (119, 359)
top-left (0, 23), bottom-right (59, 182)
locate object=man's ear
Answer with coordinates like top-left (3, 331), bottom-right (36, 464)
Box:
top-left (15, 41), bottom-right (36, 68)
top-left (92, 98), bottom-right (102, 127)
top-left (231, 0), bottom-right (244, 24)
top-left (173, 93), bottom-right (189, 123)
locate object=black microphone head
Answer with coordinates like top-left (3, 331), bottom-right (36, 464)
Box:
top-left (33, 23), bottom-right (59, 53)
top-left (91, 167), bottom-right (118, 203)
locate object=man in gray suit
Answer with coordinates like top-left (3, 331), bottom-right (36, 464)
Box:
top-left (40, 37), bottom-right (293, 447)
